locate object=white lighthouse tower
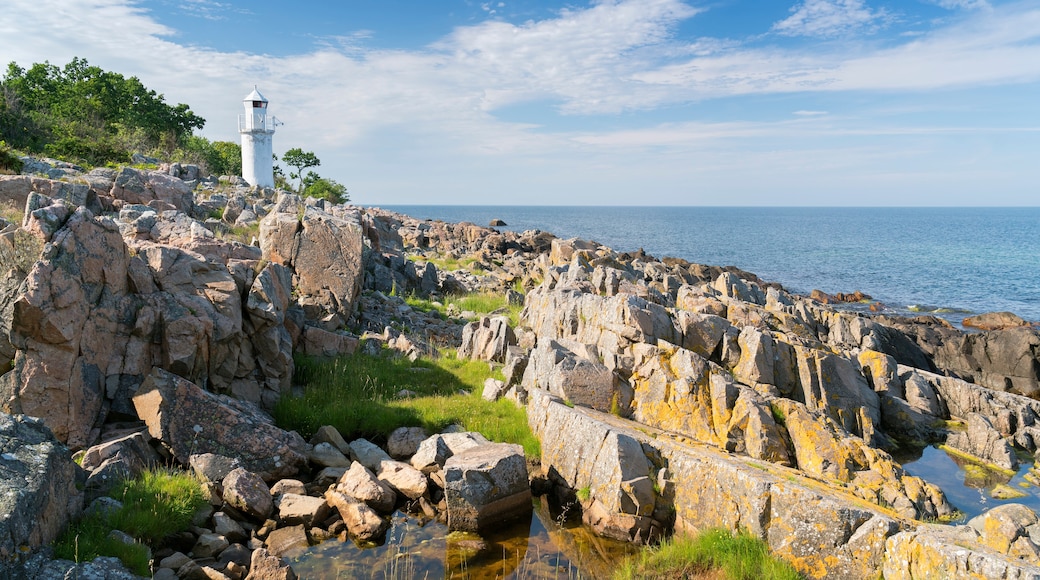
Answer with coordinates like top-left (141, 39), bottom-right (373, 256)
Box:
top-left (239, 86), bottom-right (277, 188)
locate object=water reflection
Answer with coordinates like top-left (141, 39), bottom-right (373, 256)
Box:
top-left (899, 445), bottom-right (1040, 520)
top-left (290, 498), bottom-right (638, 579)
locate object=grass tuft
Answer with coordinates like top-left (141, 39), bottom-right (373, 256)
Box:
top-left (614, 528), bottom-right (803, 580)
top-left (406, 290), bottom-right (521, 326)
top-left (273, 351), bottom-right (539, 457)
top-left (53, 468), bottom-right (206, 576)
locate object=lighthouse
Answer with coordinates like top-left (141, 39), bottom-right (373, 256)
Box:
top-left (239, 86), bottom-right (277, 188)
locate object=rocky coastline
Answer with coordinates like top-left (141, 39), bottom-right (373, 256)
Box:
top-left (1, 157), bottom-right (1040, 579)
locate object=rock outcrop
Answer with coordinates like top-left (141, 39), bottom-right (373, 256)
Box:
top-left (132, 367), bottom-right (308, 481)
top-left (0, 414), bottom-right (81, 565)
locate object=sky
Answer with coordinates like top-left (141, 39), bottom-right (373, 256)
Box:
top-left (1, 0), bottom-right (1039, 206)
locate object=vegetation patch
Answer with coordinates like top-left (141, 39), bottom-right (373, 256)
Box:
top-left (614, 528), bottom-right (803, 580)
top-left (273, 350), bottom-right (539, 457)
top-left (53, 468), bottom-right (207, 576)
top-left (406, 290), bottom-right (521, 326)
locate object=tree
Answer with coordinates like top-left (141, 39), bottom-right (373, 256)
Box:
top-left (281, 147), bottom-right (320, 192)
top-left (0, 57), bottom-right (205, 164)
top-left (302, 173), bottom-right (349, 205)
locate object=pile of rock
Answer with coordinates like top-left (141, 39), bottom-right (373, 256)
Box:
top-left (139, 424), bottom-right (530, 579)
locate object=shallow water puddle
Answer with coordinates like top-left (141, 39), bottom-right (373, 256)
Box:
top-left (289, 498), bottom-right (637, 579)
top-left (900, 445), bottom-right (1040, 520)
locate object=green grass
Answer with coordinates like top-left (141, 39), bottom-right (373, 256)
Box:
top-left (405, 291), bottom-right (521, 326)
top-left (217, 222), bottom-right (260, 244)
top-left (273, 351), bottom-right (540, 457)
top-left (614, 528), bottom-right (803, 580)
top-left (53, 468), bottom-right (207, 576)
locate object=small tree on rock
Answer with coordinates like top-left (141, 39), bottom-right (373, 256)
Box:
top-left (281, 147), bottom-right (320, 192)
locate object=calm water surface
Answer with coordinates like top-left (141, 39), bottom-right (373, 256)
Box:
top-left (900, 445), bottom-right (1040, 519)
top-left (290, 498), bottom-right (636, 579)
top-left (382, 206), bottom-right (1040, 324)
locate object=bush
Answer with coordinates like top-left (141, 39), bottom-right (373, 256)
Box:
top-left (0, 141), bottom-right (22, 174)
top-left (302, 175), bottom-right (348, 204)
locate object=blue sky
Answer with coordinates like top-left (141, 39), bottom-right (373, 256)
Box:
top-left (2, 0), bottom-right (1039, 206)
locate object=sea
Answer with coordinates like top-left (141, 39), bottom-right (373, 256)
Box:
top-left (381, 206), bottom-right (1040, 326)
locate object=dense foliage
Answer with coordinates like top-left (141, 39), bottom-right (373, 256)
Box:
top-left (0, 57), bottom-right (204, 165)
top-left (302, 170), bottom-right (349, 204)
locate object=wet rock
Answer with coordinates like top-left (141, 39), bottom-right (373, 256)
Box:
top-left (444, 442), bottom-right (532, 532)
top-left (335, 462), bottom-right (396, 513)
top-left (946, 413), bottom-right (1018, 471)
top-left (963, 312), bottom-right (1032, 331)
top-left (324, 489), bottom-right (389, 542)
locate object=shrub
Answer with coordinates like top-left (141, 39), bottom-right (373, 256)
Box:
top-left (0, 140), bottom-right (23, 174)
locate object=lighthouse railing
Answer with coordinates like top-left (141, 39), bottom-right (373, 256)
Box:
top-left (238, 114), bottom-right (279, 133)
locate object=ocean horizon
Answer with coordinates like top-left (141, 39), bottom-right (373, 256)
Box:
top-left (378, 205), bottom-right (1040, 325)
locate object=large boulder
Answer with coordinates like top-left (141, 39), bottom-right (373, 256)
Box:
top-left (884, 507), bottom-right (1040, 579)
top-left (1, 208), bottom-right (129, 447)
top-left (0, 413), bottom-right (81, 559)
top-left (521, 339), bottom-right (622, 412)
top-left (133, 367), bottom-right (308, 480)
top-left (630, 344), bottom-right (790, 465)
top-left (109, 167), bottom-right (194, 213)
top-left (443, 443), bottom-right (531, 532)
top-left (260, 197), bottom-right (364, 328)
top-left (0, 199), bottom-right (296, 448)
top-left (945, 413), bottom-right (1018, 471)
top-left (963, 312), bottom-right (1032, 331)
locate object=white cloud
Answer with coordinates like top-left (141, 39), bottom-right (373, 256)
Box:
top-left (931, 0), bottom-right (990, 9)
top-left (178, 0), bottom-right (236, 21)
top-left (772, 0), bottom-right (889, 37)
top-left (1, 0), bottom-right (1039, 205)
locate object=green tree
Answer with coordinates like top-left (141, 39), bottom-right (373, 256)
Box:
top-left (281, 147), bottom-right (320, 192)
top-left (0, 58), bottom-right (205, 165)
top-left (302, 172), bottom-right (349, 205)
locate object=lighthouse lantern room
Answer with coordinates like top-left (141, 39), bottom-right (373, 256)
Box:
top-left (239, 86), bottom-right (277, 188)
